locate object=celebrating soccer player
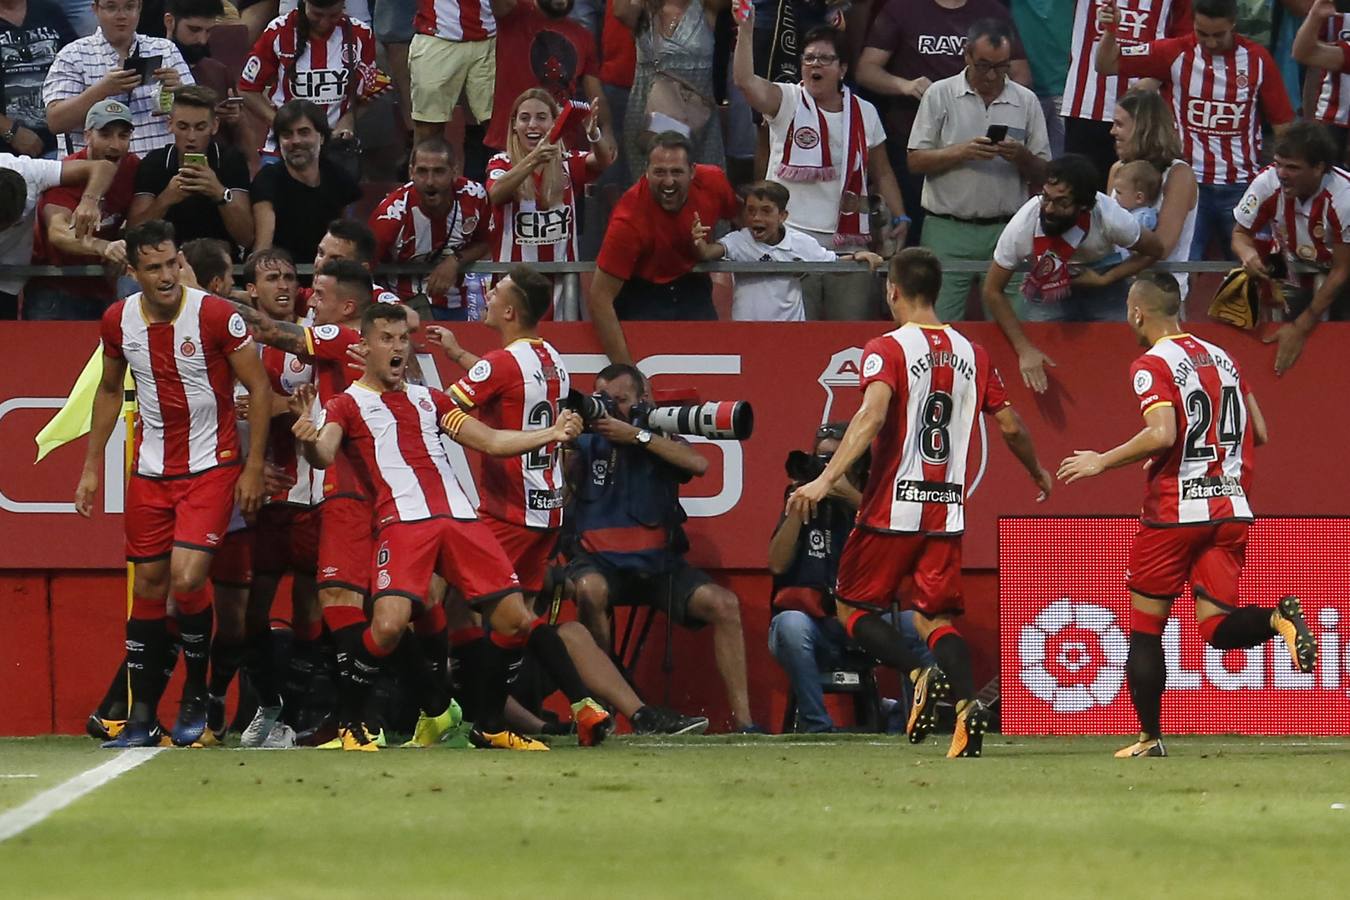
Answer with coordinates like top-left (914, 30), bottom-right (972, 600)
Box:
top-left (1058, 273), bottom-right (1317, 758)
top-left (788, 248), bottom-right (1052, 758)
top-left (76, 220), bottom-right (273, 748)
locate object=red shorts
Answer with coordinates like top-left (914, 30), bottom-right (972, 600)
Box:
top-left (125, 465), bottom-right (239, 562)
top-left (1128, 521), bottom-right (1248, 605)
top-left (254, 504), bottom-right (319, 576)
top-left (317, 496), bottom-right (372, 594)
top-left (483, 517), bottom-right (556, 592)
top-left (833, 529), bottom-right (963, 616)
top-left (373, 517), bottom-right (520, 607)
top-left (209, 528), bottom-right (254, 586)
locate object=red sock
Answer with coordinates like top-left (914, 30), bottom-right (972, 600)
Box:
top-left (843, 610), bottom-right (868, 640)
top-left (361, 628), bottom-right (396, 658)
top-left (322, 605), bottom-right (366, 632)
top-left (1197, 615), bottom-right (1223, 645)
top-left (489, 629), bottom-right (527, 650)
top-left (1131, 609), bottom-right (1167, 636)
top-left (130, 595), bottom-right (167, 620)
top-left (926, 624), bottom-right (959, 651)
top-left (175, 587), bottom-right (210, 615)
top-left (448, 626), bottom-right (485, 647)
top-left (414, 604), bottom-right (447, 635)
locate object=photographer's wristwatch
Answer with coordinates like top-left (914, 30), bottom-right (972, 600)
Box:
top-left (634, 429), bottom-right (653, 447)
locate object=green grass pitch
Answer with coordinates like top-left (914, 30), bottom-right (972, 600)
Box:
top-left (2, 735), bottom-right (1348, 898)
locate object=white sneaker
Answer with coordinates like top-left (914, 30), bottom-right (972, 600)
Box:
top-left (260, 722), bottom-right (296, 749)
top-left (238, 705), bottom-right (283, 748)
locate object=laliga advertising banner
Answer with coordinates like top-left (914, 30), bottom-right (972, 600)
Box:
top-left (3, 322), bottom-right (1350, 570)
top-left (1001, 517), bottom-right (1350, 736)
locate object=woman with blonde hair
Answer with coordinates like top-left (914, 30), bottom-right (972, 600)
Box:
top-left (485, 88), bottom-right (616, 312)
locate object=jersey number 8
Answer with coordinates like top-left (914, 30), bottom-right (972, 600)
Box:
top-left (920, 391), bottom-right (953, 465)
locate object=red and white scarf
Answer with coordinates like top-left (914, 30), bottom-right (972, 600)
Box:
top-left (776, 86), bottom-right (870, 246)
top-left (1021, 210), bottom-right (1092, 304)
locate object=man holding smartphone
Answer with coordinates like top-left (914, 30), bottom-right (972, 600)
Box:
top-left (42, 0), bottom-right (194, 158)
top-left (907, 17), bottom-right (1051, 321)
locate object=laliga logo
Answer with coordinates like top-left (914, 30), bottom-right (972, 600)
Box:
top-left (1019, 599), bottom-right (1128, 712)
top-left (816, 347), bottom-right (989, 496)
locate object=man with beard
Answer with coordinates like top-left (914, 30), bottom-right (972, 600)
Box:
top-left (163, 0), bottom-right (247, 150)
top-left (486, 0), bottom-right (603, 153)
top-left (980, 153), bottom-right (1163, 393)
top-left (250, 99), bottom-right (360, 262)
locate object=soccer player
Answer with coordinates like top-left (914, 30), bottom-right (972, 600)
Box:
top-left (1058, 273), bottom-right (1316, 759)
top-left (291, 303), bottom-right (595, 751)
top-left (75, 219), bottom-right (273, 748)
top-left (787, 248), bottom-right (1052, 758)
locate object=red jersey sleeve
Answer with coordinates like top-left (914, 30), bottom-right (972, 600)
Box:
top-left (568, 150), bottom-right (599, 191)
top-left (321, 391), bottom-right (355, 432)
top-left (202, 295), bottom-right (253, 355)
top-left (1166, 0), bottom-right (1193, 37)
top-left (448, 349), bottom-right (510, 409)
top-left (859, 336), bottom-right (902, 395)
top-left (1255, 47), bottom-right (1295, 126)
top-left (462, 183), bottom-right (492, 244)
top-left (368, 193), bottom-right (402, 263)
top-left (430, 388), bottom-right (458, 420)
top-left (100, 301), bottom-right (125, 360)
top-left (485, 154), bottom-right (512, 198)
top-left (974, 344), bottom-right (1011, 414)
top-left (1117, 37), bottom-right (1184, 81)
top-left (303, 323), bottom-right (361, 361)
top-left (595, 199), bottom-right (643, 280)
top-left (1130, 356), bottom-right (1176, 417)
top-left (238, 22), bottom-right (280, 93)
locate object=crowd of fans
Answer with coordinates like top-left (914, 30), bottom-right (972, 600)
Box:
top-left (4, 0), bottom-right (1350, 361)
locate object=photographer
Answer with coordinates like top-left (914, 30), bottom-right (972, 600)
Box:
top-left (566, 364), bottom-right (758, 732)
top-left (768, 423), bottom-right (932, 733)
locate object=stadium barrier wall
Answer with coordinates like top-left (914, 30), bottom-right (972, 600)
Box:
top-left (2, 322), bottom-right (1347, 735)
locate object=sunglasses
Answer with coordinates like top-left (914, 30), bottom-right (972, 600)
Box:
top-left (816, 423), bottom-right (846, 439)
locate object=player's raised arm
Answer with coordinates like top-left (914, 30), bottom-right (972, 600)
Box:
top-left (290, 385), bottom-right (344, 468)
top-left (441, 407), bottom-right (582, 457)
top-left (993, 407), bottom-right (1052, 501)
top-left (1058, 404), bottom-right (1176, 484)
top-left (787, 380), bottom-right (892, 522)
top-left (227, 297), bottom-right (311, 356)
top-left (74, 348), bottom-right (128, 518)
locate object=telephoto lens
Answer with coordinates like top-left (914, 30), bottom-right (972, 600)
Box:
top-left (644, 401), bottom-right (754, 440)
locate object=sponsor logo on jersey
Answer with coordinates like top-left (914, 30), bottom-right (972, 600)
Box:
top-left (861, 353), bottom-right (883, 378)
top-left (468, 359), bottom-right (492, 383)
top-left (894, 479), bottom-right (964, 505)
top-left (228, 312), bottom-right (248, 339)
top-left (1181, 475), bottom-right (1246, 500)
top-left (513, 207), bottom-right (572, 245)
top-left (1133, 369), bottom-right (1153, 394)
top-left (291, 68), bottom-right (350, 104)
top-left (526, 488), bottom-right (565, 511)
top-left (314, 323), bottom-right (341, 341)
top-left (1184, 99), bottom-right (1244, 133)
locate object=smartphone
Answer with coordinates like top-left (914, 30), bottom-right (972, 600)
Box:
top-left (182, 152), bottom-right (208, 168)
top-left (123, 54), bottom-right (162, 81)
top-left (986, 124), bottom-right (1008, 143)
top-left (221, 96), bottom-right (245, 108)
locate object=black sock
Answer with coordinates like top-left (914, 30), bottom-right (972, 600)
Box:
top-left (1126, 630), bottom-right (1166, 739)
top-left (850, 613), bottom-right (922, 676)
top-left (526, 624), bottom-right (589, 703)
top-left (462, 123), bottom-right (489, 181)
top-left (392, 632), bottom-right (451, 714)
top-left (929, 632), bottom-right (975, 703)
top-left (417, 628), bottom-right (450, 692)
top-left (347, 632), bottom-right (388, 727)
top-left (177, 608), bottom-right (213, 700)
top-left (97, 656), bottom-right (130, 719)
top-left (126, 618), bottom-right (171, 726)
top-left (208, 638), bottom-right (245, 699)
top-left (476, 638), bottom-right (522, 733)
top-left (449, 638), bottom-right (489, 724)
top-left (1208, 607), bottom-right (1276, 650)
top-left (331, 623), bottom-right (368, 727)
top-left (243, 629), bottom-right (282, 708)
top-left (284, 636), bottom-right (320, 708)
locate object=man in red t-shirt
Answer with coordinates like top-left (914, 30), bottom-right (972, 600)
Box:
top-left (1095, 0), bottom-right (1294, 259)
top-left (27, 100), bottom-right (140, 321)
top-left (588, 132), bottom-right (741, 364)
top-left (486, 0), bottom-right (603, 151)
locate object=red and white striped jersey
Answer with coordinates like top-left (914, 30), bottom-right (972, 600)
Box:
top-left (303, 321), bottom-right (369, 501)
top-left (100, 288), bottom-right (252, 479)
top-left (1129, 334), bottom-right (1254, 526)
top-left (1118, 33), bottom-right (1294, 185)
top-left (1061, 0), bottom-right (1190, 123)
top-left (238, 11), bottom-right (380, 153)
top-left (1233, 165), bottom-right (1350, 270)
top-left (448, 338), bottom-right (569, 528)
top-left (486, 151), bottom-right (597, 264)
top-left (324, 382), bottom-right (478, 530)
top-left (855, 323), bottom-right (1009, 536)
top-left (415, 0), bottom-right (496, 42)
top-left (369, 180), bottom-right (490, 309)
top-left (1313, 15), bottom-right (1350, 126)
top-left (261, 342), bottom-right (319, 506)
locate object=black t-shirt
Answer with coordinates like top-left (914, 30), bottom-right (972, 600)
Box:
top-left (133, 142), bottom-right (251, 252)
top-left (0, 0), bottom-right (77, 155)
top-left (250, 158), bottom-right (360, 264)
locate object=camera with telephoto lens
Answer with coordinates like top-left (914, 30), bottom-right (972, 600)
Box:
top-left (566, 390), bottom-right (755, 441)
top-left (785, 450), bottom-right (831, 483)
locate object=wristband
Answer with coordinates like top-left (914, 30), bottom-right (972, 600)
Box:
top-left (890, 215), bottom-right (911, 227)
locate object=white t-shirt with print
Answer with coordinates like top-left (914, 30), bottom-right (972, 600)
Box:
top-left (720, 225), bottom-right (836, 321)
top-left (0, 153), bottom-right (63, 294)
top-left (766, 83), bottom-right (886, 238)
top-left (993, 191), bottom-right (1144, 270)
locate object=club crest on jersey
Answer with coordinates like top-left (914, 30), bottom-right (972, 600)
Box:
top-left (418, 397), bottom-right (434, 412)
top-left (862, 353), bottom-right (883, 378)
top-left (180, 338), bottom-right (197, 357)
top-left (228, 312), bottom-right (248, 339)
top-left (314, 323), bottom-right (341, 340)
top-left (1235, 73), bottom-right (1249, 90)
top-left (1313, 223), bottom-right (1326, 241)
top-left (1133, 369), bottom-right (1153, 395)
top-left (376, 570), bottom-right (391, 590)
top-left (341, 41), bottom-right (359, 65)
top-left (290, 357), bottom-right (306, 373)
top-left (468, 359), bottom-right (492, 383)
top-left (792, 127), bottom-right (820, 150)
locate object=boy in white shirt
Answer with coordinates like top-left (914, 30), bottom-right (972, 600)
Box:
top-left (693, 181), bottom-right (882, 321)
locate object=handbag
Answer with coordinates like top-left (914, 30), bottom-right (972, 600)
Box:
top-left (644, 71), bottom-right (713, 137)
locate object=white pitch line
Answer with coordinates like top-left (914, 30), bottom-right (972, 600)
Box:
top-left (0, 775), bottom-right (38, 779)
top-left (0, 748), bottom-right (164, 843)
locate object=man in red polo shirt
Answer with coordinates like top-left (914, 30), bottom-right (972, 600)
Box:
top-left (588, 131), bottom-right (741, 364)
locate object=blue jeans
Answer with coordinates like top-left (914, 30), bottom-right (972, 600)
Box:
top-left (768, 609), bottom-right (933, 733)
top-left (1023, 278), bottom-right (1129, 322)
top-left (1190, 181), bottom-right (1249, 261)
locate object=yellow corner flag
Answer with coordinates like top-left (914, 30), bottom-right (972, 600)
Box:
top-left (34, 346), bottom-right (134, 463)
